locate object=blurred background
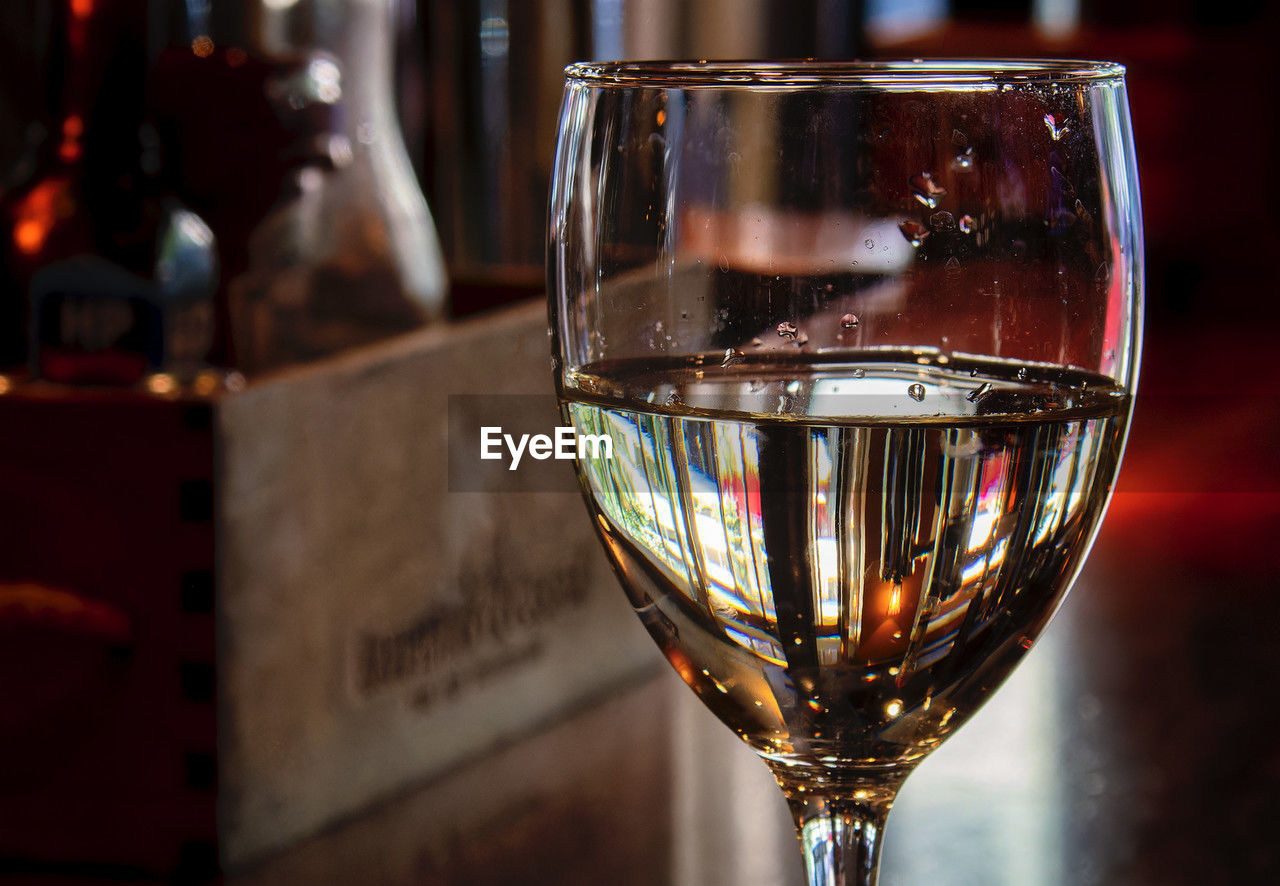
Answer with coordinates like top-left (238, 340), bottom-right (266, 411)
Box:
top-left (0, 0), bottom-right (1277, 884)
top-left (0, 0), bottom-right (1275, 370)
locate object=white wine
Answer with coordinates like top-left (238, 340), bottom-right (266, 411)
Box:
top-left (562, 351), bottom-right (1128, 790)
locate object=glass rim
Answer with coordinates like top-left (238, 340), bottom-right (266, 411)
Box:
top-left (564, 58), bottom-right (1126, 88)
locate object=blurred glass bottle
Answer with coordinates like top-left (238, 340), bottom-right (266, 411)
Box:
top-left (422, 0), bottom-right (588, 315)
top-left (0, 0), bottom-right (217, 388)
top-left (420, 0), bottom-right (861, 316)
top-left (154, 0), bottom-right (446, 375)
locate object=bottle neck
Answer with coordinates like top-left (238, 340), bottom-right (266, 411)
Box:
top-left (315, 0), bottom-right (399, 135)
top-left (50, 0), bottom-right (150, 172)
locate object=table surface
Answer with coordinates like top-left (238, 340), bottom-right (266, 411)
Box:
top-left (226, 323), bottom-right (1280, 886)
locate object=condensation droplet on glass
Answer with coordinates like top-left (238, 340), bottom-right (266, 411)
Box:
top-left (852, 368), bottom-right (866, 378)
top-left (786, 380), bottom-right (801, 395)
top-left (793, 330), bottom-right (809, 347)
top-left (958, 214), bottom-right (975, 234)
top-left (969, 367), bottom-right (979, 377)
top-left (750, 337), bottom-right (763, 347)
top-left (841, 312), bottom-right (860, 329)
top-left (717, 254), bottom-right (728, 271)
top-left (681, 312), bottom-right (688, 319)
top-left (950, 146), bottom-right (974, 172)
top-left (930, 210), bottom-right (955, 232)
top-left (899, 220), bottom-right (929, 247)
top-left (776, 320), bottom-right (798, 340)
top-left (665, 391), bottom-right (682, 406)
top-left (944, 256), bottom-right (961, 276)
top-left (909, 171), bottom-right (947, 209)
top-left (1017, 367), bottom-right (1028, 381)
top-left (908, 383), bottom-right (926, 402)
top-left (721, 347), bottom-right (744, 368)
top-left (864, 237), bottom-right (875, 250)
top-left (1044, 113), bottom-right (1070, 141)
top-left (966, 382), bottom-right (994, 403)
top-left (951, 128), bottom-right (968, 147)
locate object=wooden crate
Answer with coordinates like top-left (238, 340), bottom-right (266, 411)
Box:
top-left (0, 301), bottom-right (655, 877)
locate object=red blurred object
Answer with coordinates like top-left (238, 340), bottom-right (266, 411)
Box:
top-left (0, 0), bottom-right (218, 385)
top-left (1106, 320), bottom-right (1280, 567)
top-left (875, 11), bottom-right (1280, 319)
top-left (149, 43), bottom-right (331, 369)
top-left (0, 388), bottom-right (218, 881)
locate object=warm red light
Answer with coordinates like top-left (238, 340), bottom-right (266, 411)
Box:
top-left (887, 582), bottom-right (902, 617)
top-left (70, 0), bottom-right (93, 19)
top-left (14, 220), bottom-right (45, 254)
top-left (12, 180), bottom-right (69, 255)
top-left (0, 583), bottom-right (131, 643)
top-left (58, 115), bottom-right (84, 163)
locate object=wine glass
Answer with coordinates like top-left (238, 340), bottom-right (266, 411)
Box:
top-left (548, 60), bottom-right (1141, 885)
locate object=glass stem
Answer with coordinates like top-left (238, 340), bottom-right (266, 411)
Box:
top-left (782, 777), bottom-right (903, 886)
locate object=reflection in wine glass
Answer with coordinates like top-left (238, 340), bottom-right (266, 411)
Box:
top-left (550, 61), bottom-right (1141, 885)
